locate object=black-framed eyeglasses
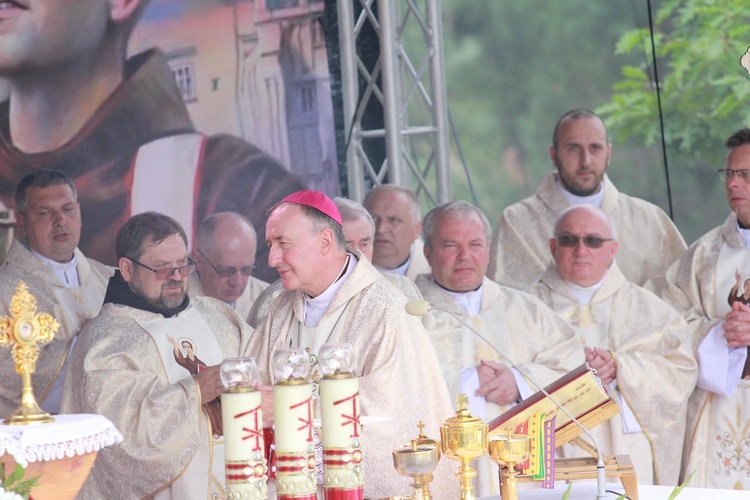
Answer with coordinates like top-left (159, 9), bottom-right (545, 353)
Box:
top-left (129, 258), bottom-right (196, 280)
top-left (718, 169), bottom-right (750, 182)
top-left (556, 234), bottom-right (613, 249)
top-left (196, 249), bottom-right (255, 278)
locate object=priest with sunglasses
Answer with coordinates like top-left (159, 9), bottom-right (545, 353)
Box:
top-left (528, 204), bottom-right (697, 486)
top-left (61, 211), bottom-right (254, 499)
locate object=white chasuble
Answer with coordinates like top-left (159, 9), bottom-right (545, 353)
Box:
top-left (547, 285), bottom-right (653, 484)
top-left (137, 307), bottom-right (226, 499)
top-left (416, 275), bottom-right (583, 496)
top-left (533, 262), bottom-right (697, 486)
top-left (694, 239), bottom-right (750, 489)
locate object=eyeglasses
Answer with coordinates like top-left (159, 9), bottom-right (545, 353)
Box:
top-left (718, 169), bottom-right (750, 182)
top-left (196, 249), bottom-right (255, 278)
top-left (129, 258), bottom-right (196, 280)
top-left (556, 234), bottom-right (613, 249)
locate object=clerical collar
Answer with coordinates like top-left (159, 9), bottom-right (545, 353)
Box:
top-left (30, 247), bottom-right (79, 288)
top-left (557, 178), bottom-right (605, 207)
top-left (304, 253), bottom-right (357, 327)
top-left (564, 275), bottom-right (606, 305)
top-left (103, 270), bottom-right (189, 318)
top-left (382, 244), bottom-right (414, 276)
top-left (737, 221), bottom-right (750, 249)
top-left (435, 278), bottom-right (483, 316)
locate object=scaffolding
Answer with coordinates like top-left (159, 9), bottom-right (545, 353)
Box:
top-left (336, 0), bottom-right (451, 206)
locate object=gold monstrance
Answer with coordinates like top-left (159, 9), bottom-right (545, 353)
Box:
top-left (0, 281), bottom-right (59, 425)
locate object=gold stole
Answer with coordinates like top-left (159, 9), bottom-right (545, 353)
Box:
top-left (549, 293), bottom-right (612, 349)
top-left (136, 306), bottom-right (226, 499)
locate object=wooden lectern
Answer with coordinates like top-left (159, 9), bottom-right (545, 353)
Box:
top-left (488, 364), bottom-right (638, 500)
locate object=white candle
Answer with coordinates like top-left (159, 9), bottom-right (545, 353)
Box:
top-left (320, 375), bottom-right (364, 492)
top-left (221, 389), bottom-right (267, 499)
top-left (273, 382), bottom-right (317, 497)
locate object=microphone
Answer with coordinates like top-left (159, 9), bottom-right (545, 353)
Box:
top-left (406, 299), bottom-right (608, 500)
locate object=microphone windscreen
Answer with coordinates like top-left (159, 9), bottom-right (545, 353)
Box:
top-left (405, 300), bottom-right (430, 316)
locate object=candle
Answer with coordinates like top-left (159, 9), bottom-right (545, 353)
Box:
top-left (318, 343), bottom-right (364, 500)
top-left (272, 349), bottom-right (317, 499)
top-left (220, 357), bottom-right (268, 499)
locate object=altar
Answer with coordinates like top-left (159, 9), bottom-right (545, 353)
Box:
top-left (0, 414), bottom-right (122, 499)
top-left (481, 482), bottom-right (750, 499)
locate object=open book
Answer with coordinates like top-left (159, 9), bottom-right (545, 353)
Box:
top-left (488, 363), bottom-right (619, 446)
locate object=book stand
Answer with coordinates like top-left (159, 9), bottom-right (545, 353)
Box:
top-left (500, 398), bottom-right (638, 500)
top-left (487, 365), bottom-right (639, 500)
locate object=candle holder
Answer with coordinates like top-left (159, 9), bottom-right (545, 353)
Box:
top-left (319, 343), bottom-right (364, 500)
top-left (440, 394), bottom-right (488, 500)
top-left (0, 281), bottom-right (60, 425)
top-left (488, 430), bottom-right (531, 500)
top-left (272, 349), bottom-right (317, 500)
top-left (220, 357), bottom-right (268, 499)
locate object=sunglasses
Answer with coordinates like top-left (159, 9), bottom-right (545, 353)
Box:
top-left (556, 234), bottom-right (613, 249)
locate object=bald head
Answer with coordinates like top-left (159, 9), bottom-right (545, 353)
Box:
top-left (193, 212), bottom-right (257, 304)
top-left (550, 205), bottom-right (618, 287)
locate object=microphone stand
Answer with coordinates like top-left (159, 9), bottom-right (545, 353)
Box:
top-left (408, 300), bottom-right (608, 500)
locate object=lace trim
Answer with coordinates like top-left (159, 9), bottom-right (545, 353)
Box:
top-left (0, 414), bottom-right (123, 467)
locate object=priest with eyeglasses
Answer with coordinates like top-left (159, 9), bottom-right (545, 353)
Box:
top-left (528, 204), bottom-right (697, 486)
top-left (655, 128), bottom-right (750, 490)
top-left (61, 211), bottom-right (254, 499)
top-left (190, 211), bottom-right (269, 319)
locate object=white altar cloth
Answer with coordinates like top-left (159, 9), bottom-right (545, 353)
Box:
top-left (481, 482), bottom-right (750, 499)
top-left (0, 414), bottom-right (122, 467)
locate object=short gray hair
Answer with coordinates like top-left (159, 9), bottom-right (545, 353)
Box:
top-left (363, 184), bottom-right (422, 221)
top-left (422, 200), bottom-right (491, 249)
top-left (334, 197), bottom-right (375, 234)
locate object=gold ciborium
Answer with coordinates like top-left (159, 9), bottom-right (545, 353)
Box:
top-left (440, 394), bottom-right (488, 500)
top-left (0, 281), bottom-right (60, 425)
top-left (392, 422), bottom-right (441, 499)
top-left (488, 430), bottom-right (531, 500)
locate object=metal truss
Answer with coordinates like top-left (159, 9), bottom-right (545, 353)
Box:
top-left (337, 0), bottom-right (450, 206)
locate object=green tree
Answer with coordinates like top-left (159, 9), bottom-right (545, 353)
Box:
top-left (598, 0), bottom-right (750, 242)
top-left (440, 1), bottom-right (674, 236)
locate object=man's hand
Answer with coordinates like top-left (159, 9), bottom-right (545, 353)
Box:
top-left (195, 365), bottom-right (224, 404)
top-left (256, 383), bottom-right (274, 428)
top-left (724, 301), bottom-right (750, 348)
top-left (475, 359), bottom-right (520, 406)
top-left (585, 347), bottom-right (616, 385)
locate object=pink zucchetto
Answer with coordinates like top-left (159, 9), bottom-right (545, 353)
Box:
top-left (280, 190), bottom-right (343, 226)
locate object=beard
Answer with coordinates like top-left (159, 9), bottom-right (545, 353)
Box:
top-left (131, 276), bottom-right (187, 312)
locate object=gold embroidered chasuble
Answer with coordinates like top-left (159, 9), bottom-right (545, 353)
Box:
top-left (189, 273), bottom-right (269, 320)
top-left (0, 239), bottom-right (111, 417)
top-left (415, 275), bottom-right (584, 496)
top-left (487, 172), bottom-right (687, 290)
top-left (529, 263), bottom-right (697, 486)
top-left (60, 297), bottom-right (254, 499)
top-left (250, 253), bottom-right (458, 498)
top-left (656, 213), bottom-right (750, 489)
